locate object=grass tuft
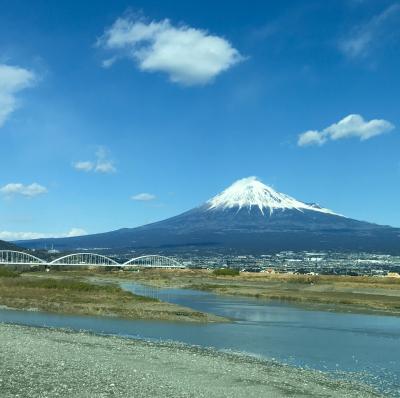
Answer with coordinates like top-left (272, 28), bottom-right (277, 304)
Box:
top-left (14, 278), bottom-right (123, 292)
top-left (0, 268), bottom-right (20, 278)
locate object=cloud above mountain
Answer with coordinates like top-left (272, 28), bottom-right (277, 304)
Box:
top-left (97, 15), bottom-right (243, 86)
top-left (298, 114), bottom-right (395, 147)
top-left (0, 228), bottom-right (87, 241)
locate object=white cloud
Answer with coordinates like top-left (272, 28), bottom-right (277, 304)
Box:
top-left (0, 183), bottom-right (47, 198)
top-left (0, 228), bottom-right (87, 241)
top-left (298, 114), bottom-right (395, 147)
top-left (102, 57), bottom-right (117, 68)
top-left (0, 64), bottom-right (36, 127)
top-left (131, 193), bottom-right (156, 201)
top-left (73, 147), bottom-right (116, 174)
top-left (65, 228), bottom-right (88, 237)
top-left (97, 16), bottom-right (243, 85)
top-left (340, 4), bottom-right (400, 59)
top-left (73, 161), bottom-right (94, 172)
top-left (297, 130), bottom-right (327, 147)
top-left (95, 161), bottom-right (116, 174)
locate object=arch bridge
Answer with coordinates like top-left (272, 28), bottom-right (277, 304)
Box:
top-left (0, 250), bottom-right (185, 269)
top-left (0, 250), bottom-right (46, 266)
top-left (123, 255), bottom-right (184, 268)
top-left (50, 253), bottom-right (120, 266)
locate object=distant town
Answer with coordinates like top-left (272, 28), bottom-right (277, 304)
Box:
top-left (31, 247), bottom-right (400, 277)
top-left (155, 251), bottom-right (400, 276)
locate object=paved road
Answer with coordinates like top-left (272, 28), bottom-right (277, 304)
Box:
top-left (0, 323), bottom-right (381, 398)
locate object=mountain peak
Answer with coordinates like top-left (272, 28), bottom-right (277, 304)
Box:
top-left (207, 176), bottom-right (339, 216)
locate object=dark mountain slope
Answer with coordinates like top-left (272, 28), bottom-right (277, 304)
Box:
top-left (0, 240), bottom-right (22, 251)
top-left (16, 177), bottom-right (400, 254)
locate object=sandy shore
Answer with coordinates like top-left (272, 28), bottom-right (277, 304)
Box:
top-left (0, 323), bottom-right (381, 398)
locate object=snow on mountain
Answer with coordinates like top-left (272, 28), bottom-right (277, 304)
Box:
top-left (207, 176), bottom-right (339, 216)
top-left (16, 176), bottom-right (400, 254)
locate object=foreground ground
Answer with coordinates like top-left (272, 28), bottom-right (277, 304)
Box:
top-left (0, 323), bottom-right (381, 398)
top-left (0, 269), bottom-right (224, 322)
top-left (76, 268), bottom-right (400, 316)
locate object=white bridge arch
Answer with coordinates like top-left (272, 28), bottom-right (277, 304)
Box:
top-left (0, 250), bottom-right (184, 269)
top-left (0, 250), bottom-right (46, 265)
top-left (50, 253), bottom-right (120, 266)
top-left (123, 255), bottom-right (184, 268)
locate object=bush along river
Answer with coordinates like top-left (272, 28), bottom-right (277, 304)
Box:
top-left (0, 281), bottom-right (399, 396)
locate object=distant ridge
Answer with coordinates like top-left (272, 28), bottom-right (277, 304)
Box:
top-left (0, 239), bottom-right (22, 251)
top-left (16, 177), bottom-right (400, 254)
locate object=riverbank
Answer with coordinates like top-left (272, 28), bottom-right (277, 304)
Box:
top-left (0, 323), bottom-right (381, 397)
top-left (0, 271), bottom-right (225, 323)
top-left (4, 268), bottom-right (400, 320)
top-left (78, 268), bottom-right (400, 316)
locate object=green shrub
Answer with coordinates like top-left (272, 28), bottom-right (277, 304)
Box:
top-left (0, 268), bottom-right (20, 278)
top-left (212, 268), bottom-right (240, 276)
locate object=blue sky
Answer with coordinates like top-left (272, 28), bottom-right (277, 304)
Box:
top-left (0, 0), bottom-right (399, 240)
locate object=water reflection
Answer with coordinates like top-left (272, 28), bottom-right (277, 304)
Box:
top-left (121, 282), bottom-right (400, 395)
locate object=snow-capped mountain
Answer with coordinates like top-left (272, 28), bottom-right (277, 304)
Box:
top-left (207, 176), bottom-right (337, 216)
top-left (16, 177), bottom-right (400, 254)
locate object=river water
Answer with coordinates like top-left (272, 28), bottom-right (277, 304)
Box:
top-left (0, 281), bottom-right (399, 396)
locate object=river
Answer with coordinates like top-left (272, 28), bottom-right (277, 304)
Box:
top-left (0, 281), bottom-right (399, 396)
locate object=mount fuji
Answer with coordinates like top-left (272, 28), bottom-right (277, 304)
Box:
top-left (17, 177), bottom-right (400, 254)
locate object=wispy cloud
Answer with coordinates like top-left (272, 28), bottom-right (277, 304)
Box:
top-left (131, 193), bottom-right (156, 201)
top-left (298, 114), bottom-right (395, 147)
top-left (339, 3), bottom-right (400, 59)
top-left (0, 228), bottom-right (87, 241)
top-left (97, 15), bottom-right (244, 86)
top-left (73, 147), bottom-right (116, 174)
top-left (0, 64), bottom-right (36, 127)
top-left (95, 161), bottom-right (116, 174)
top-left (73, 161), bottom-right (94, 172)
top-left (0, 183), bottom-right (47, 198)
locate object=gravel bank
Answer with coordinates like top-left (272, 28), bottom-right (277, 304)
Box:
top-left (0, 323), bottom-right (381, 398)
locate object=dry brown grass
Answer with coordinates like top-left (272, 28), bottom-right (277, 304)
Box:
top-left (0, 274), bottom-right (225, 322)
top-left (23, 269), bottom-right (400, 316)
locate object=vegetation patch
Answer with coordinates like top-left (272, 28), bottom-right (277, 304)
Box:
top-left (212, 268), bottom-right (240, 276)
top-left (13, 278), bottom-right (122, 293)
top-left (0, 268), bottom-right (20, 278)
top-left (0, 273), bottom-right (226, 323)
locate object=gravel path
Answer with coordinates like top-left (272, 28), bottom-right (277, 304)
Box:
top-left (0, 323), bottom-right (381, 398)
